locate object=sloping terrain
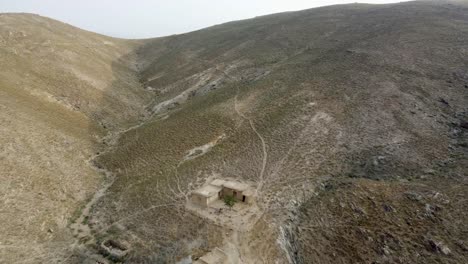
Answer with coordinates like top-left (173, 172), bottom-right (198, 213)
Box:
top-left (79, 1), bottom-right (467, 263)
top-left (1, 1), bottom-right (468, 263)
top-left (0, 14), bottom-right (152, 263)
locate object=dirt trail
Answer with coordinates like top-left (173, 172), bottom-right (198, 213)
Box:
top-left (69, 170), bottom-right (113, 242)
top-left (199, 63), bottom-right (269, 263)
top-left (70, 59), bottom-right (270, 262)
top-left (208, 64), bottom-right (269, 193)
top-left (68, 95), bottom-right (157, 247)
top-left (233, 88), bottom-right (268, 192)
top-left (223, 231), bottom-right (244, 264)
top-left (189, 58), bottom-right (269, 192)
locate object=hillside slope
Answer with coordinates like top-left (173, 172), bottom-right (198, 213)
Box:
top-left (77, 1), bottom-right (467, 263)
top-left (1, 1), bottom-right (468, 263)
top-left (0, 14), bottom-right (152, 263)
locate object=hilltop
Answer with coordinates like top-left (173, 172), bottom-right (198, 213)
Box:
top-left (0, 1), bottom-right (467, 263)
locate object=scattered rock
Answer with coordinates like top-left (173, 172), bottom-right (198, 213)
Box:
top-left (460, 122), bottom-right (468, 129)
top-left (423, 169), bottom-right (436, 175)
top-left (323, 182), bottom-right (334, 191)
top-left (381, 245), bottom-right (391, 255)
top-left (351, 203), bottom-right (367, 215)
top-left (427, 239), bottom-right (451, 255)
top-left (438, 98), bottom-right (450, 106)
top-left (100, 239), bottom-right (130, 261)
top-left (455, 240), bottom-right (468, 252)
top-left (424, 204), bottom-right (436, 217)
top-left (383, 204), bottom-right (395, 213)
top-left (405, 192), bottom-right (423, 202)
top-left (440, 245), bottom-right (451, 255)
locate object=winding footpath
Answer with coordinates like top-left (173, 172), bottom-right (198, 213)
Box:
top-left (233, 87), bottom-right (268, 192)
top-left (210, 64), bottom-right (269, 193)
top-left (68, 94), bottom-right (158, 248)
top-left (70, 59), bottom-right (270, 263)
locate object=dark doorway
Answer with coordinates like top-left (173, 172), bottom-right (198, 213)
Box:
top-left (242, 195), bottom-right (246, 202)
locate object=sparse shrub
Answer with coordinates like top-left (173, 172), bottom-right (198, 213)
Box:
top-left (223, 195), bottom-right (236, 210)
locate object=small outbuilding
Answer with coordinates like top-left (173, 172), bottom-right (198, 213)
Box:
top-left (211, 179), bottom-right (254, 203)
top-left (191, 184), bottom-right (223, 208)
top-left (190, 179), bottom-right (255, 208)
top-left (100, 239), bottom-right (129, 262)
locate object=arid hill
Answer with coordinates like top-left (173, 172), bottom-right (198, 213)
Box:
top-left (0, 13), bottom-right (152, 263)
top-left (1, 1), bottom-right (467, 263)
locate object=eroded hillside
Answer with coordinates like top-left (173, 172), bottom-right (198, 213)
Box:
top-left (74, 1), bottom-right (467, 263)
top-left (0, 14), bottom-right (152, 263)
top-left (1, 1), bottom-right (468, 263)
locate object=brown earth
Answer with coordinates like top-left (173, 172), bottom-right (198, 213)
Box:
top-left (1, 1), bottom-right (468, 263)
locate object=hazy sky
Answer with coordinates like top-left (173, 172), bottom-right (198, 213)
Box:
top-left (0, 0), bottom-right (406, 39)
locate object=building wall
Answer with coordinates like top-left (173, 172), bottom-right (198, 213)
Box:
top-left (192, 186), bottom-right (254, 208)
top-left (221, 187), bottom-right (245, 202)
top-left (207, 194), bottom-right (219, 205)
top-left (244, 195), bottom-right (254, 204)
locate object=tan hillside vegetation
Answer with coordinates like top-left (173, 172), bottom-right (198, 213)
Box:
top-left (1, 1), bottom-right (468, 263)
top-left (0, 13), bottom-right (152, 263)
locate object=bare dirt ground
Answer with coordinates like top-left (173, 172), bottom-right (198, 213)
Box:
top-left (0, 14), bottom-right (152, 263)
top-left (186, 200), bottom-right (262, 263)
top-left (2, 1), bottom-right (468, 263)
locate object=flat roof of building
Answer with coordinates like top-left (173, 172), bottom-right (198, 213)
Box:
top-left (210, 179), bottom-right (226, 187)
top-left (222, 181), bottom-right (249, 191)
top-left (210, 179), bottom-right (250, 192)
top-left (243, 189), bottom-right (255, 196)
top-left (193, 179), bottom-right (255, 199)
top-left (192, 184), bottom-right (222, 198)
